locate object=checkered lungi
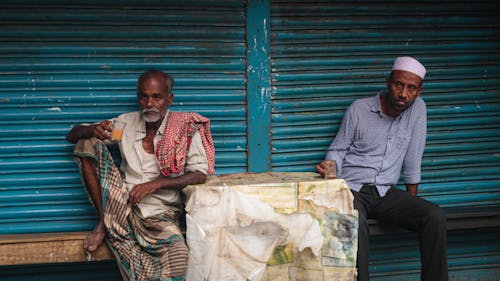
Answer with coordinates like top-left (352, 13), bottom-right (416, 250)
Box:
top-left (73, 138), bottom-right (188, 281)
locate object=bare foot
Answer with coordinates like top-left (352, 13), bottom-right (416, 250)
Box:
top-left (84, 221), bottom-right (106, 252)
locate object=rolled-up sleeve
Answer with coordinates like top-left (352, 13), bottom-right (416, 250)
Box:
top-left (403, 102), bottom-right (427, 184)
top-left (325, 104), bottom-right (356, 176)
top-left (185, 130), bottom-right (209, 175)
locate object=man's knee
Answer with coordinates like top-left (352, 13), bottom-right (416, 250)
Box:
top-left (167, 240), bottom-right (189, 276)
top-left (425, 204), bottom-right (446, 229)
top-left (80, 155), bottom-right (96, 165)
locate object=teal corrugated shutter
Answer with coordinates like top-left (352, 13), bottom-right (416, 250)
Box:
top-left (270, 0), bottom-right (500, 207)
top-left (270, 0), bottom-right (500, 279)
top-left (0, 0), bottom-right (247, 234)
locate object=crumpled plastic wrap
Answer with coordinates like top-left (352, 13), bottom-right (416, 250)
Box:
top-left (184, 172), bottom-right (358, 281)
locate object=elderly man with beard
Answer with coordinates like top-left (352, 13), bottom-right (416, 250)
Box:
top-left (67, 69), bottom-right (215, 281)
top-left (316, 57), bottom-right (448, 281)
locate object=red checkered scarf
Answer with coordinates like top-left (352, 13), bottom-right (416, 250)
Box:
top-left (156, 111), bottom-right (215, 176)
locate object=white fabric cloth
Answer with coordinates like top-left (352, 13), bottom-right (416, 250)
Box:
top-left (184, 184), bottom-right (323, 281)
top-left (183, 175), bottom-right (359, 281)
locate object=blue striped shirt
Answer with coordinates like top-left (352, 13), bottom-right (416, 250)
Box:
top-left (326, 91), bottom-right (427, 196)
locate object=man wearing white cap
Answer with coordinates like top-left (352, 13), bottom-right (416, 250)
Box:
top-left (317, 56), bottom-right (448, 281)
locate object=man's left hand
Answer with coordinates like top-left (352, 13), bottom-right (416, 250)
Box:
top-left (406, 183), bottom-right (418, 196)
top-left (128, 182), bottom-right (160, 206)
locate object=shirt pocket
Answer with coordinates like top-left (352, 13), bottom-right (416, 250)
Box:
top-left (353, 128), bottom-right (386, 153)
top-left (395, 130), bottom-right (411, 151)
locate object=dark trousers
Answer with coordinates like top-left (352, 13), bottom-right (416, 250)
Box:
top-left (352, 185), bottom-right (449, 281)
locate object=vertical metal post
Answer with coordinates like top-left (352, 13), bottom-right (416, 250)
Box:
top-left (246, 0), bottom-right (271, 172)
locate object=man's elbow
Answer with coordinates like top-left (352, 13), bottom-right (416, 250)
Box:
top-left (66, 133), bottom-right (77, 144)
top-left (66, 124), bottom-right (92, 144)
top-left (66, 126), bottom-right (81, 144)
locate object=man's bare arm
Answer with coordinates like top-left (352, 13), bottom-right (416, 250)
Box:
top-left (128, 171), bottom-right (207, 206)
top-left (66, 121), bottom-right (113, 143)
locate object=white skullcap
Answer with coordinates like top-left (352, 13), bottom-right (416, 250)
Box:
top-left (392, 56), bottom-right (426, 79)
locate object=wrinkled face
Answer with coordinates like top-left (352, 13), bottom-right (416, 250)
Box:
top-left (137, 75), bottom-right (173, 123)
top-left (386, 70), bottom-right (423, 113)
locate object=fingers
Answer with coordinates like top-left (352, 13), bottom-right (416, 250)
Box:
top-left (128, 191), bottom-right (138, 206)
top-left (128, 186), bottom-right (141, 206)
top-left (322, 160), bottom-right (337, 179)
top-left (320, 160), bottom-right (334, 168)
top-left (316, 163), bottom-right (325, 177)
top-left (128, 184), bottom-right (154, 206)
top-left (94, 121), bottom-right (113, 140)
top-left (317, 160), bottom-right (336, 178)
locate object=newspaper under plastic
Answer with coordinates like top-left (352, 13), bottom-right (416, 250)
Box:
top-left (184, 172), bottom-right (358, 281)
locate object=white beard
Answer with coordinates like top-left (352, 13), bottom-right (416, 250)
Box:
top-left (141, 108), bottom-right (162, 123)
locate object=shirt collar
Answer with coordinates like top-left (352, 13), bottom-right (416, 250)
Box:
top-left (369, 91), bottom-right (385, 116)
top-left (372, 90), bottom-right (405, 121)
top-left (135, 109), bottom-right (170, 141)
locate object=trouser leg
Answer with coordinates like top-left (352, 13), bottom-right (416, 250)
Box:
top-left (374, 187), bottom-right (449, 281)
top-left (351, 187), bottom-right (374, 281)
top-left (417, 200), bottom-right (448, 281)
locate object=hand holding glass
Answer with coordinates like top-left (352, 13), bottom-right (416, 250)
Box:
top-left (323, 160), bottom-right (336, 179)
top-left (111, 120), bottom-right (125, 141)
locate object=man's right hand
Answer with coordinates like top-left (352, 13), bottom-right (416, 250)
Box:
top-left (92, 120), bottom-right (113, 140)
top-left (316, 160), bottom-right (337, 179)
top-left (66, 120), bottom-right (114, 143)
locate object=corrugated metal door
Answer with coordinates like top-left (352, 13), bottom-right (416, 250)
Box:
top-left (0, 0), bottom-right (247, 234)
top-left (270, 0), bottom-right (500, 279)
top-left (270, 0), bottom-right (500, 207)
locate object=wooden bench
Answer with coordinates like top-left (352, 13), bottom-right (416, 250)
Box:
top-left (1, 207), bottom-right (499, 266)
top-left (0, 232), bottom-right (114, 266)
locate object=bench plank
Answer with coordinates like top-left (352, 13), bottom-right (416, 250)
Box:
top-left (1, 210), bottom-right (499, 266)
top-left (0, 232), bottom-right (113, 266)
